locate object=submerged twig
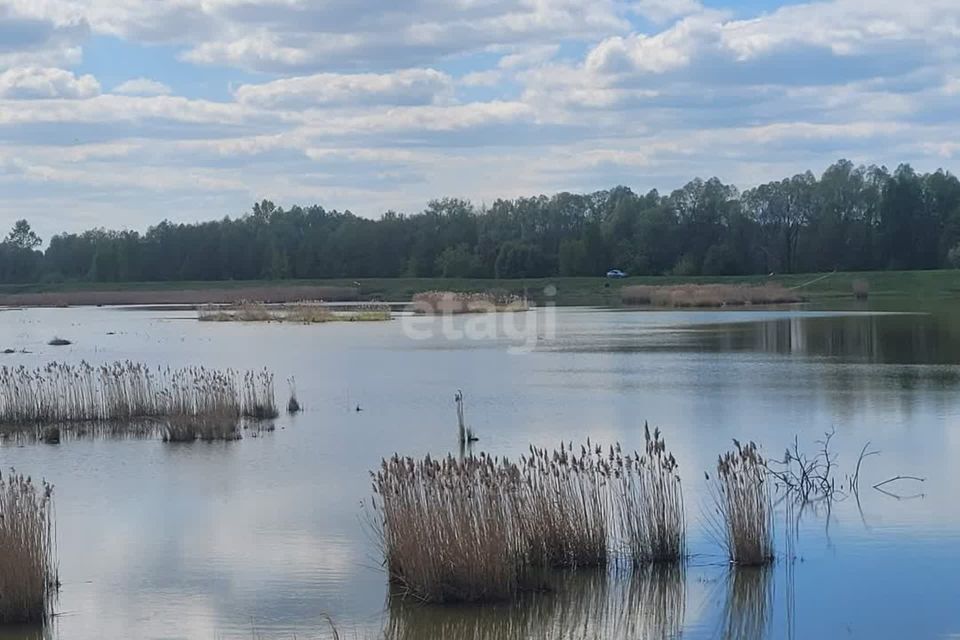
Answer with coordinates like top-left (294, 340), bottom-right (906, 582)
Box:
top-left (872, 475), bottom-right (926, 489)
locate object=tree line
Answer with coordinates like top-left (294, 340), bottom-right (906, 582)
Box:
top-left (3, 159), bottom-right (960, 284)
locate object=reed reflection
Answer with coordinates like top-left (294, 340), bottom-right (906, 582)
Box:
top-left (718, 567), bottom-right (774, 640)
top-left (385, 565), bottom-right (685, 640)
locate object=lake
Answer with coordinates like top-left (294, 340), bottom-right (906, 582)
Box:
top-left (1, 301), bottom-right (959, 639)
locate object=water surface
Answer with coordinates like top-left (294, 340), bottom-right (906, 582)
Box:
top-left (1, 302), bottom-right (959, 639)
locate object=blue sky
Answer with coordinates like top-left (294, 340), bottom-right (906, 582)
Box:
top-left (1, 0), bottom-right (958, 241)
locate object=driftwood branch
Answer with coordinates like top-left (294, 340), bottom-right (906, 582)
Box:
top-left (872, 475), bottom-right (926, 489)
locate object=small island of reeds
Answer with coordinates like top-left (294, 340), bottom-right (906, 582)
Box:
top-left (370, 427), bottom-right (685, 603)
top-left (198, 301), bottom-right (391, 323)
top-left (621, 283), bottom-right (803, 308)
top-left (411, 291), bottom-right (530, 315)
top-left (0, 361), bottom-right (277, 442)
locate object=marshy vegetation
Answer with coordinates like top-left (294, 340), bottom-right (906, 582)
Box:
top-left (286, 377), bottom-right (302, 414)
top-left (621, 283), bottom-right (802, 308)
top-left (370, 431), bottom-right (687, 603)
top-left (411, 291), bottom-right (529, 315)
top-left (198, 301), bottom-right (391, 323)
top-left (0, 362), bottom-right (276, 441)
top-left (612, 425), bottom-right (685, 565)
top-left (707, 441), bottom-right (775, 566)
top-left (0, 470), bottom-right (57, 625)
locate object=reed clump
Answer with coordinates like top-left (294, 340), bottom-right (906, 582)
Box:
top-left (198, 301), bottom-right (391, 323)
top-left (411, 291), bottom-right (529, 315)
top-left (517, 442), bottom-right (610, 569)
top-left (611, 425), bottom-right (685, 565)
top-left (0, 362), bottom-right (277, 438)
top-left (707, 441), bottom-right (774, 566)
top-left (371, 434), bottom-right (687, 603)
top-left (0, 470), bottom-right (57, 625)
top-left (286, 377), bottom-right (301, 414)
top-left (372, 453), bottom-right (523, 603)
top-left (621, 283), bottom-right (802, 308)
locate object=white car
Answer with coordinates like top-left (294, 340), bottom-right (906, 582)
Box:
top-left (606, 269), bottom-right (627, 278)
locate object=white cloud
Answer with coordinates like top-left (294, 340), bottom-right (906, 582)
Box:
top-left (630, 0), bottom-right (703, 24)
top-left (112, 77), bottom-right (171, 96)
top-left (0, 66), bottom-right (100, 99)
top-left (586, 12), bottom-right (722, 75)
top-left (0, 1), bottom-right (90, 68)
top-left (85, 0), bottom-right (632, 72)
top-left (461, 70), bottom-right (502, 87)
top-left (2, 0), bottom-right (960, 237)
top-left (234, 69), bottom-right (453, 109)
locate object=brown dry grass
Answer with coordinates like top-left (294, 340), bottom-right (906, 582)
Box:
top-left (372, 453), bottom-right (523, 603)
top-left (198, 301), bottom-right (391, 323)
top-left (411, 291), bottom-right (529, 315)
top-left (0, 470), bottom-right (57, 625)
top-left (706, 441), bottom-right (775, 566)
top-left (621, 283), bottom-right (802, 308)
top-left (0, 362), bottom-right (276, 438)
top-left (612, 425), bottom-right (686, 565)
top-left (370, 435), bottom-right (687, 603)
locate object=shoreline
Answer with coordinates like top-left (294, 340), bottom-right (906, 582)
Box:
top-left (0, 285), bottom-right (360, 308)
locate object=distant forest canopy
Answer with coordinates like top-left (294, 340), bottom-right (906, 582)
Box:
top-left (2, 159), bottom-right (960, 284)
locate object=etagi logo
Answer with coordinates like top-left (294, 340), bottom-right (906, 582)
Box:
top-left (399, 286), bottom-right (558, 354)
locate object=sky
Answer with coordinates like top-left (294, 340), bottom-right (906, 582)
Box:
top-left (1, 0), bottom-right (959, 241)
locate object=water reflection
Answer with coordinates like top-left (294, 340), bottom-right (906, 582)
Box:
top-left (672, 314), bottom-right (960, 365)
top-left (3, 306), bottom-right (960, 639)
top-left (557, 311), bottom-right (960, 365)
top-left (719, 567), bottom-right (774, 640)
top-left (385, 565), bottom-right (685, 640)
top-left (0, 623), bottom-right (51, 640)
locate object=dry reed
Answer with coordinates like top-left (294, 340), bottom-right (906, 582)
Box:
top-left (707, 441), bottom-right (774, 566)
top-left (0, 470), bottom-right (57, 625)
top-left (0, 362), bottom-right (277, 435)
top-left (198, 301), bottom-right (391, 323)
top-left (621, 283), bottom-right (802, 308)
top-left (517, 442), bottom-right (611, 569)
top-left (286, 377), bottom-right (301, 414)
top-left (611, 425), bottom-right (685, 564)
top-left (411, 291), bottom-right (529, 315)
top-left (371, 434), bottom-right (687, 603)
top-left (372, 453), bottom-right (523, 603)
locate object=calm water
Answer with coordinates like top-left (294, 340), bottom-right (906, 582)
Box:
top-left (1, 302), bottom-right (960, 639)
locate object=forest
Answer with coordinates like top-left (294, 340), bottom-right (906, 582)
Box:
top-left (2, 159), bottom-right (959, 284)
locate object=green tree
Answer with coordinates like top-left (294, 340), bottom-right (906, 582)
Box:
top-left (435, 244), bottom-right (480, 277)
top-left (6, 220), bottom-right (41, 249)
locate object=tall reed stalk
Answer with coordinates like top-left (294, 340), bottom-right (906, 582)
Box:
top-left (516, 442), bottom-right (610, 569)
top-left (0, 470), bottom-right (57, 625)
top-left (612, 425), bottom-right (686, 564)
top-left (372, 453), bottom-right (523, 603)
top-left (707, 441), bottom-right (774, 566)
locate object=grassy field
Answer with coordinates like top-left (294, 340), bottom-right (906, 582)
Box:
top-left (1, 270), bottom-right (958, 307)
